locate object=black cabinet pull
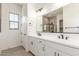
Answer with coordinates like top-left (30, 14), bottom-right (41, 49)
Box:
top-left (61, 35), bottom-right (64, 39)
top-left (58, 53), bottom-right (59, 56)
top-left (31, 41), bottom-right (33, 45)
top-left (58, 34), bottom-right (64, 39)
top-left (54, 52), bottom-right (56, 56)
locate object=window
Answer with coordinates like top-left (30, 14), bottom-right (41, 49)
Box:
top-left (9, 13), bottom-right (19, 30)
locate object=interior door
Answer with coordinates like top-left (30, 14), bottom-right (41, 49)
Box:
top-left (21, 16), bottom-right (28, 51)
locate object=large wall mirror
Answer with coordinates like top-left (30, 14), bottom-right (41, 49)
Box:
top-left (36, 3), bottom-right (79, 33)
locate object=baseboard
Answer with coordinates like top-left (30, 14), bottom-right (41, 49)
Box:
top-left (21, 46), bottom-right (29, 52)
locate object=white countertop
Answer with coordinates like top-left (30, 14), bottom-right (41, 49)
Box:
top-left (28, 34), bottom-right (79, 49)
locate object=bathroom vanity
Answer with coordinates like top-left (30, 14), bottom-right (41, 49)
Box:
top-left (28, 3), bottom-right (79, 56)
top-left (28, 33), bottom-right (79, 56)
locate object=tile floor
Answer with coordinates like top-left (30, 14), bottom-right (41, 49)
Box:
top-left (0, 46), bottom-right (33, 56)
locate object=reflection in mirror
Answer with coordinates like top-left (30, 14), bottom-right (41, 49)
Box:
top-left (59, 20), bottom-right (63, 32)
top-left (42, 8), bottom-right (63, 33)
top-left (43, 16), bottom-right (57, 32)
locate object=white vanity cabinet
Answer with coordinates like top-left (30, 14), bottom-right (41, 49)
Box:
top-left (28, 37), bottom-right (39, 55)
top-left (28, 36), bottom-right (79, 56)
top-left (45, 40), bottom-right (79, 56)
top-left (45, 46), bottom-right (68, 56)
top-left (45, 41), bottom-right (69, 56)
top-left (28, 36), bottom-right (69, 56)
top-left (28, 36), bottom-right (45, 56)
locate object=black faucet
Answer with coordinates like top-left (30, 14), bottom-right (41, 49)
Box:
top-left (58, 34), bottom-right (69, 40)
top-left (58, 34), bottom-right (64, 39)
top-left (61, 34), bottom-right (64, 39)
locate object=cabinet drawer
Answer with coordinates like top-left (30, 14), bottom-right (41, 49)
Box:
top-left (45, 41), bottom-right (79, 56)
top-left (30, 36), bottom-right (45, 45)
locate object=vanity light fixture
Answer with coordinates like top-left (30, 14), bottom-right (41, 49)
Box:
top-left (36, 8), bottom-right (43, 12)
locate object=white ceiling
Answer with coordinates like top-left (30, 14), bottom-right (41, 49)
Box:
top-left (33, 3), bottom-right (55, 10)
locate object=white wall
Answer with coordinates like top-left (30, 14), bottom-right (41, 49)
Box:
top-left (27, 3), bottom-right (37, 35)
top-left (21, 4), bottom-right (27, 16)
top-left (0, 3), bottom-right (22, 50)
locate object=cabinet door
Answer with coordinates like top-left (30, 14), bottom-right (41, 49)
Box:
top-left (29, 37), bottom-right (45, 56)
top-left (37, 39), bottom-right (45, 56)
top-left (28, 37), bottom-right (33, 52)
top-left (30, 38), bottom-right (45, 56)
top-left (56, 50), bottom-right (69, 56)
top-left (32, 38), bottom-right (39, 56)
top-left (45, 46), bottom-right (57, 56)
top-left (58, 52), bottom-right (68, 56)
top-left (28, 37), bottom-right (39, 55)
